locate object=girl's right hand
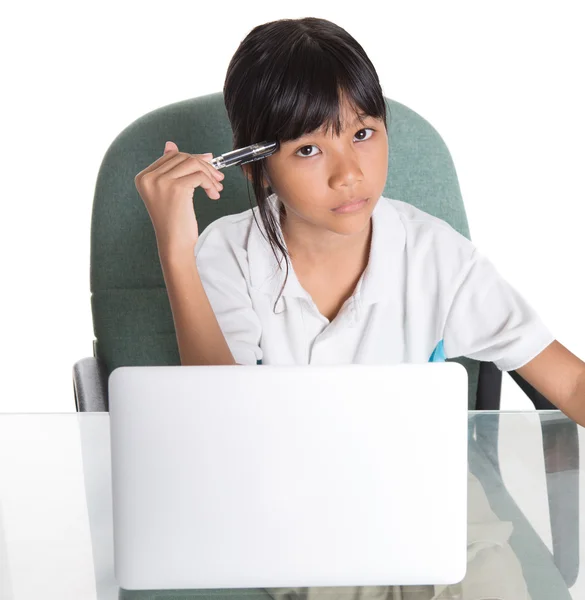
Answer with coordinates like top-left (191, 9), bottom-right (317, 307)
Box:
top-left (134, 140), bottom-right (225, 252)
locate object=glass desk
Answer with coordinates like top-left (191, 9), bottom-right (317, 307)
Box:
top-left (0, 411), bottom-right (581, 600)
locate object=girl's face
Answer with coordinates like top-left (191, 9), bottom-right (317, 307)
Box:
top-left (252, 98), bottom-right (389, 238)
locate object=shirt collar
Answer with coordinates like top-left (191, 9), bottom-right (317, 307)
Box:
top-left (247, 193), bottom-right (406, 312)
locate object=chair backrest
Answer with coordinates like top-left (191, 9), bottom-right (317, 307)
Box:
top-left (90, 91), bottom-right (480, 407)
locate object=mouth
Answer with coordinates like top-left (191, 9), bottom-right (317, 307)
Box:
top-left (331, 197), bottom-right (369, 214)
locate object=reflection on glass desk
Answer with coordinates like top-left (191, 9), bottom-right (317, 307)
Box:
top-left (0, 411), bottom-right (581, 600)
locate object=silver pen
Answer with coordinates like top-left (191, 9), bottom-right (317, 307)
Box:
top-left (210, 141), bottom-right (279, 170)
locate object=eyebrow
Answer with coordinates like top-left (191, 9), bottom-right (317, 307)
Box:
top-left (348, 112), bottom-right (369, 127)
top-left (283, 113), bottom-right (371, 145)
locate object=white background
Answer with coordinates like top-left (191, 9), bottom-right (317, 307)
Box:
top-left (1, 0), bottom-right (583, 413)
top-left (0, 3), bottom-right (584, 598)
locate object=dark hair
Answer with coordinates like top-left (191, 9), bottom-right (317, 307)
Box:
top-left (223, 17), bottom-right (388, 312)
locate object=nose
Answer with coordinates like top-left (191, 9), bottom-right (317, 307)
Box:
top-left (328, 147), bottom-right (364, 190)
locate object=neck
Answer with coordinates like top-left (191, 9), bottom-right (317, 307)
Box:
top-left (281, 210), bottom-right (372, 267)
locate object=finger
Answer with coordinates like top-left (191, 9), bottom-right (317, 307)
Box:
top-left (164, 141), bottom-right (177, 154)
top-left (154, 152), bottom-right (196, 176)
top-left (199, 153), bottom-right (225, 181)
top-left (137, 146), bottom-right (188, 177)
top-left (162, 155), bottom-right (224, 192)
top-left (139, 142), bottom-right (209, 177)
top-left (155, 151), bottom-right (223, 185)
top-left (192, 157), bottom-right (224, 194)
top-left (176, 171), bottom-right (222, 200)
top-left (196, 152), bottom-right (225, 181)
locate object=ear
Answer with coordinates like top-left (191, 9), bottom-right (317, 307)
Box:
top-left (242, 163), bottom-right (270, 188)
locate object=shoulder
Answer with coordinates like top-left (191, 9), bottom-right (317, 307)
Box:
top-left (379, 196), bottom-right (477, 265)
top-left (194, 206), bottom-right (257, 256)
top-left (193, 207), bottom-right (263, 287)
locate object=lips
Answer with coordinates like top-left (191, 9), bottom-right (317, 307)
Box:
top-left (332, 197), bottom-right (369, 213)
top-left (335, 197), bottom-right (367, 208)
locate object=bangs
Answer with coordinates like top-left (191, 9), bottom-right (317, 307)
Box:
top-left (224, 21), bottom-right (388, 148)
top-left (261, 47), bottom-right (387, 143)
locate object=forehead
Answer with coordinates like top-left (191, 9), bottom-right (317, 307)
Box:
top-left (282, 106), bottom-right (372, 145)
top-left (319, 96), bottom-right (369, 132)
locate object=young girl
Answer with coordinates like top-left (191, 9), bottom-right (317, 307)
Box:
top-left (136, 16), bottom-right (584, 425)
top-left (134, 16), bottom-right (584, 599)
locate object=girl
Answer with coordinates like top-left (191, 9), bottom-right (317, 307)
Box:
top-left (134, 16), bottom-right (584, 600)
top-left (135, 16), bottom-right (585, 425)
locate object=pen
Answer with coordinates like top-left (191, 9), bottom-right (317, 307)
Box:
top-left (210, 141), bottom-right (279, 170)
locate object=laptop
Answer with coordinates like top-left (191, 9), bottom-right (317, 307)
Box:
top-left (108, 363), bottom-right (468, 591)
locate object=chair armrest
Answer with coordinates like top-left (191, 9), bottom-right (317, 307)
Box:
top-left (476, 361), bottom-right (503, 410)
top-left (540, 415), bottom-right (580, 587)
top-left (508, 371), bottom-right (580, 587)
top-left (73, 357), bottom-right (109, 412)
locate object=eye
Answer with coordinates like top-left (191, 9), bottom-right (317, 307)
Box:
top-left (294, 128), bottom-right (376, 158)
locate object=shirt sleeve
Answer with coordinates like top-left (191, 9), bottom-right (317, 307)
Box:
top-left (194, 224), bottom-right (263, 365)
top-left (442, 248), bottom-right (555, 371)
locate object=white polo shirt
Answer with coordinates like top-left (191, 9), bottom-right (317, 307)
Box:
top-left (194, 193), bottom-right (555, 371)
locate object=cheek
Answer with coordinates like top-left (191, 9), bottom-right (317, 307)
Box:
top-left (373, 145), bottom-right (389, 178)
top-left (282, 168), bottom-right (320, 198)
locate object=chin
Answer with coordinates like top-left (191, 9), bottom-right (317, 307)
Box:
top-left (328, 212), bottom-right (372, 236)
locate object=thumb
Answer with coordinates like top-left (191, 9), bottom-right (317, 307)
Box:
top-left (164, 140), bottom-right (178, 154)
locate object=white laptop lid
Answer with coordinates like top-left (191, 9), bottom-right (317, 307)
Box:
top-left (109, 363), bottom-right (468, 591)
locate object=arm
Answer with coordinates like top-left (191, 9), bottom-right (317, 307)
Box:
top-left (439, 243), bottom-right (585, 421)
top-left (159, 246), bottom-right (238, 366)
top-left (516, 340), bottom-right (585, 427)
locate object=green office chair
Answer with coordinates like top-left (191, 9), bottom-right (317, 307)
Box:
top-left (72, 92), bottom-right (578, 599)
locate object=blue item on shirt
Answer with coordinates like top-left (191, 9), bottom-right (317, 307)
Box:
top-left (428, 339), bottom-right (446, 362)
